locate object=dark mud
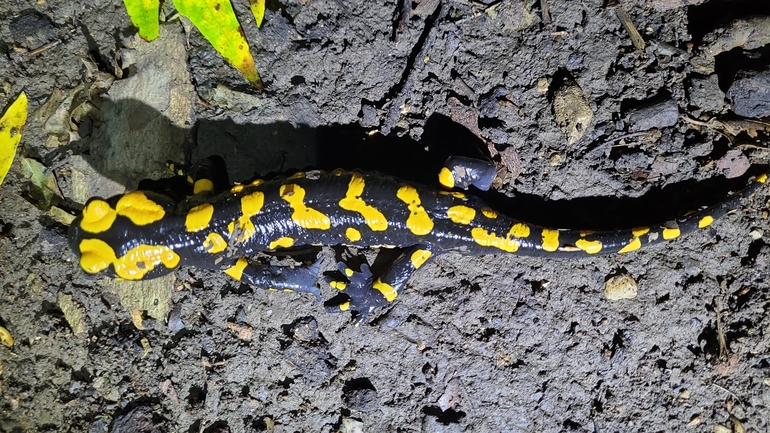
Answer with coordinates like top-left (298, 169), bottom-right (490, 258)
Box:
top-left (1, 0), bottom-right (770, 431)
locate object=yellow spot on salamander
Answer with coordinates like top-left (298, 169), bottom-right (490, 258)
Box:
top-left (756, 173), bottom-right (768, 183)
top-left (280, 184), bottom-right (331, 230)
top-left (410, 249), bottom-right (432, 269)
top-left (439, 191), bottom-right (467, 199)
top-left (541, 229), bottom-right (560, 252)
top-left (662, 227), bottom-right (680, 240)
top-left (250, 179), bottom-right (264, 187)
top-left (288, 171), bottom-right (306, 179)
top-left (339, 301), bottom-right (350, 311)
top-left (438, 167), bottom-right (455, 188)
top-left (283, 289), bottom-right (294, 293)
top-left (269, 237), bottom-right (295, 249)
top-left (78, 238), bottom-right (115, 273)
top-left (330, 281), bottom-right (347, 290)
top-left (481, 207), bottom-right (498, 219)
top-left (227, 191), bottom-right (265, 242)
top-left (80, 199), bottom-right (117, 233)
top-left (339, 174), bottom-right (388, 231)
top-left (230, 184), bottom-right (244, 193)
top-left (186, 175), bottom-right (194, 184)
top-left (698, 215), bottom-right (714, 228)
top-left (345, 227), bottom-right (362, 242)
top-left (447, 205), bottom-right (476, 225)
top-left (193, 178), bottom-right (215, 194)
top-left (185, 204), bottom-right (214, 232)
top-left (509, 223), bottom-right (530, 238)
top-left (331, 168), bottom-right (346, 176)
top-left (203, 232), bottom-right (227, 253)
top-left (471, 227), bottom-right (520, 252)
top-left (373, 278), bottom-right (397, 302)
top-left (115, 191), bottom-right (166, 226)
top-left (396, 185), bottom-right (434, 235)
top-left (78, 239), bottom-right (180, 280)
top-left (575, 239), bottom-right (603, 254)
top-left (223, 258), bottom-right (249, 281)
top-left (632, 227), bottom-right (650, 237)
top-left (242, 192), bottom-right (264, 216)
top-left (344, 267), bottom-right (354, 277)
top-left (618, 237), bottom-right (641, 254)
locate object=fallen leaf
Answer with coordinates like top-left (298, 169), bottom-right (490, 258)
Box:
top-left (58, 293), bottom-right (86, 335)
top-left (438, 377), bottom-right (461, 411)
top-left (249, 0), bottom-right (265, 28)
top-left (716, 149), bottom-right (750, 179)
top-left (108, 274), bottom-right (175, 325)
top-left (140, 337), bottom-right (152, 358)
top-left (175, 0), bottom-right (263, 88)
top-left (123, 0), bottom-right (161, 41)
top-left (21, 158), bottom-right (59, 210)
top-left (0, 325), bottom-right (13, 347)
top-left (730, 415), bottom-right (745, 433)
top-left (716, 119), bottom-right (770, 139)
top-left (0, 92), bottom-right (28, 186)
top-left (160, 379), bottom-right (180, 403)
top-left (227, 322), bottom-right (254, 340)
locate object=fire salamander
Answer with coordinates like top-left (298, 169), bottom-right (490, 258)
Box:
top-left (67, 155), bottom-right (768, 323)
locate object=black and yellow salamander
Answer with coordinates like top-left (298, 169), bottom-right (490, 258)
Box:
top-left (67, 155), bottom-right (768, 322)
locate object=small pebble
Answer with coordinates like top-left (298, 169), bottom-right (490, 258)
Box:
top-left (605, 273), bottom-right (637, 300)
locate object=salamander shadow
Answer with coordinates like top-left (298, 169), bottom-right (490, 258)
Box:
top-left (67, 99), bottom-right (758, 231)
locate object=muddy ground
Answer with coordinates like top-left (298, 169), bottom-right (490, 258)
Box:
top-left (1, 0), bottom-right (770, 431)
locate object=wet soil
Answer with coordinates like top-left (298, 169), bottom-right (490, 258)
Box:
top-left (1, 0), bottom-right (770, 432)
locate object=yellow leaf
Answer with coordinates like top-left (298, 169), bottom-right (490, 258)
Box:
top-left (174, 0), bottom-right (263, 89)
top-left (249, 0), bottom-right (265, 28)
top-left (0, 325), bottom-right (12, 347)
top-left (123, 0), bottom-right (161, 41)
top-left (0, 92), bottom-right (28, 186)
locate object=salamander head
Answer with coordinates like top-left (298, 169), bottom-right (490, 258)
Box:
top-left (68, 191), bottom-right (180, 280)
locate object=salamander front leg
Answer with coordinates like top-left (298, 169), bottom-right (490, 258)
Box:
top-left (325, 245), bottom-right (435, 324)
top-left (168, 155), bottom-right (231, 194)
top-left (222, 258), bottom-right (322, 301)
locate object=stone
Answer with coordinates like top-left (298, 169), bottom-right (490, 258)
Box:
top-left (626, 98), bottom-right (678, 132)
top-left (727, 70), bottom-right (770, 119)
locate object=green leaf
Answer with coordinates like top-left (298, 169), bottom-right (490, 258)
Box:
top-left (21, 158), bottom-right (58, 210)
top-left (124, 0), bottom-right (161, 41)
top-left (0, 92), bottom-right (28, 186)
top-left (174, 0), bottom-right (263, 89)
top-left (249, 0), bottom-right (265, 28)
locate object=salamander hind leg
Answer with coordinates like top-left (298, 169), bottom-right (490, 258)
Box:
top-left (325, 245), bottom-right (435, 324)
top-left (222, 258), bottom-right (322, 301)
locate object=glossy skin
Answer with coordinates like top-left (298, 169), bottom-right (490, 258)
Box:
top-left (67, 158), bottom-right (768, 322)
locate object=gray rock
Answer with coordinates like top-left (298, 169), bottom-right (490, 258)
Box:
top-left (626, 98), bottom-right (679, 132)
top-left (727, 70), bottom-right (770, 118)
top-left (687, 75), bottom-right (725, 114)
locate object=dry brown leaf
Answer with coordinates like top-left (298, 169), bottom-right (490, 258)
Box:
top-left (227, 322), bottom-right (254, 340)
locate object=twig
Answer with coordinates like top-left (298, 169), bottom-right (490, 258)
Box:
top-left (607, 0), bottom-right (646, 55)
top-left (29, 40), bottom-right (61, 56)
top-left (605, 131), bottom-right (650, 146)
top-left (541, 0), bottom-right (551, 24)
top-left (712, 383), bottom-right (741, 405)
